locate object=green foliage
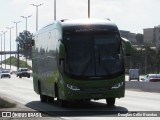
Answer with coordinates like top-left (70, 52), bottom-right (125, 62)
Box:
top-left (16, 30), bottom-right (34, 59)
top-left (2, 56), bottom-right (31, 69)
top-left (0, 97), bottom-right (16, 108)
top-left (126, 44), bottom-right (160, 74)
top-left (136, 33), bottom-right (143, 44)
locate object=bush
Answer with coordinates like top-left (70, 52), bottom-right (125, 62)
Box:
top-left (0, 97), bottom-right (16, 108)
top-left (2, 56), bottom-right (31, 69)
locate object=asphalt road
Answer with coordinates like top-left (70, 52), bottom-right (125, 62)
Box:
top-left (0, 75), bottom-right (160, 120)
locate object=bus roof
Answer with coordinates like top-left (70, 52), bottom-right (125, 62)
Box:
top-left (61, 19), bottom-right (117, 27)
top-left (34, 19), bottom-right (119, 35)
top-left (60, 19), bottom-right (119, 33)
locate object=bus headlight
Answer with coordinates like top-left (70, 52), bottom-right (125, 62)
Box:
top-left (67, 84), bottom-right (80, 91)
top-left (112, 82), bottom-right (124, 89)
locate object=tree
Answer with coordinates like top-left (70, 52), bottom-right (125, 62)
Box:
top-left (16, 30), bottom-right (33, 59)
top-left (155, 50), bottom-right (160, 73)
top-left (136, 33), bottom-right (143, 44)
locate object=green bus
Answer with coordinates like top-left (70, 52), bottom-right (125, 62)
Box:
top-left (32, 19), bottom-right (131, 107)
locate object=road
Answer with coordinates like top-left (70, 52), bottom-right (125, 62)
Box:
top-left (0, 75), bottom-right (160, 120)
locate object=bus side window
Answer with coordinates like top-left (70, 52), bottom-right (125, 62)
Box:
top-left (59, 39), bottom-right (65, 60)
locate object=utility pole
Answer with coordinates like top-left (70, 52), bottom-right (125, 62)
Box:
top-left (20, 15), bottom-right (32, 67)
top-left (12, 21), bottom-right (21, 70)
top-left (30, 3), bottom-right (43, 31)
top-left (6, 27), bottom-right (14, 69)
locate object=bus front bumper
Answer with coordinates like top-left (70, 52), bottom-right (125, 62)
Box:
top-left (61, 82), bottom-right (125, 100)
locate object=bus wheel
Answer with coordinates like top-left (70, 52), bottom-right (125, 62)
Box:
top-left (58, 99), bottom-right (67, 107)
top-left (38, 80), bottom-right (47, 103)
top-left (57, 90), bottom-right (67, 107)
top-left (40, 95), bottom-right (47, 102)
top-left (106, 98), bottom-right (115, 106)
top-left (48, 96), bottom-right (54, 103)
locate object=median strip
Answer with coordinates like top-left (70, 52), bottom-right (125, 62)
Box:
top-left (0, 97), bottom-right (16, 108)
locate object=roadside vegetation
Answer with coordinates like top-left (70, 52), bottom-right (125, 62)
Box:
top-left (125, 45), bottom-right (160, 75)
top-left (1, 56), bottom-right (31, 69)
top-left (0, 97), bottom-right (16, 108)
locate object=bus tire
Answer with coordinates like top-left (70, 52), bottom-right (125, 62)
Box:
top-left (106, 98), bottom-right (115, 106)
top-left (48, 96), bottom-right (54, 103)
top-left (54, 83), bottom-right (58, 98)
top-left (38, 80), bottom-right (41, 94)
top-left (58, 99), bottom-right (67, 107)
top-left (56, 85), bottom-right (67, 107)
top-left (38, 80), bottom-right (47, 103)
top-left (40, 95), bottom-right (47, 103)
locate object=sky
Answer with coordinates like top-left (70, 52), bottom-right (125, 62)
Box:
top-left (1, 0), bottom-right (160, 53)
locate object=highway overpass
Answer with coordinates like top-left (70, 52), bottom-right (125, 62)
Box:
top-left (0, 51), bottom-right (18, 55)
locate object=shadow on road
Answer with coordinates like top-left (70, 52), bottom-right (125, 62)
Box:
top-left (25, 100), bottom-right (128, 117)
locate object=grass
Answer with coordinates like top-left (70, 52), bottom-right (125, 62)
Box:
top-left (0, 97), bottom-right (16, 108)
top-left (1, 56), bottom-right (31, 69)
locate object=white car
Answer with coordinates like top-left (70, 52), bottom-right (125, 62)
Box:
top-left (0, 70), bottom-right (11, 78)
top-left (141, 74), bottom-right (160, 82)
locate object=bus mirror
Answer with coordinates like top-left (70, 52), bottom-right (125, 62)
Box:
top-left (121, 37), bottom-right (132, 56)
top-left (59, 40), bottom-right (65, 60)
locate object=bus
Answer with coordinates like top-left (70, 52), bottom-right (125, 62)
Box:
top-left (32, 19), bottom-right (132, 107)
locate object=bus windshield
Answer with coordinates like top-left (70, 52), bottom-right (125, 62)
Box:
top-left (64, 34), bottom-right (124, 79)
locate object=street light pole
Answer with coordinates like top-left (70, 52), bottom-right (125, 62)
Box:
top-left (88, 0), bottom-right (90, 18)
top-left (21, 15), bottom-right (32, 31)
top-left (20, 15), bottom-right (32, 67)
top-left (12, 21), bottom-right (21, 70)
top-left (1, 31), bottom-right (7, 69)
top-left (54, 0), bottom-right (56, 20)
top-left (12, 21), bottom-right (21, 38)
top-left (6, 27), bottom-right (14, 69)
top-left (30, 3), bottom-right (43, 31)
top-left (0, 34), bottom-right (2, 68)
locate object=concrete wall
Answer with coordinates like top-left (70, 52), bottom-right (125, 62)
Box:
top-left (126, 81), bottom-right (160, 93)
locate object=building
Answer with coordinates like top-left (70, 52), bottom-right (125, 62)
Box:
top-left (120, 30), bottom-right (137, 44)
top-left (143, 26), bottom-right (160, 50)
top-left (154, 25), bottom-right (160, 49)
top-left (143, 28), bottom-right (154, 43)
